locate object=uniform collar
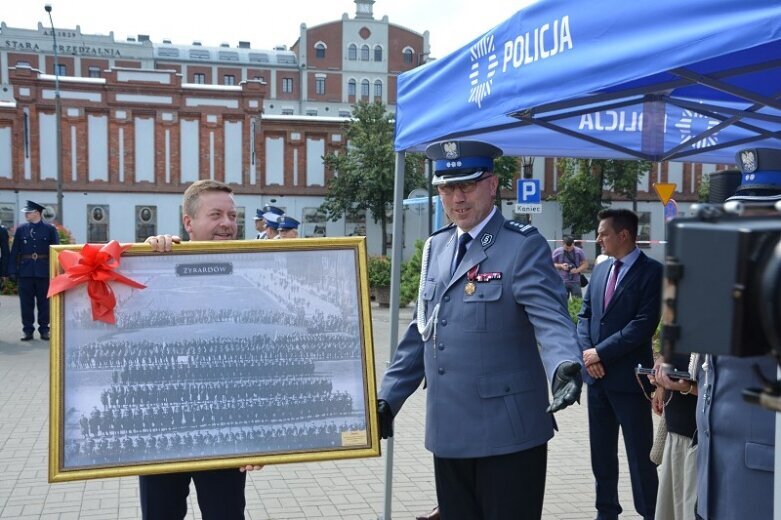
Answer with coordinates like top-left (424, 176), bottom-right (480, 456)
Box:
top-left (456, 207), bottom-right (496, 242)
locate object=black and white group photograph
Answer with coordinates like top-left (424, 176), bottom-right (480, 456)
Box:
top-left (53, 244), bottom-right (376, 478)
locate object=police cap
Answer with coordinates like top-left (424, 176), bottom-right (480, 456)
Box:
top-left (425, 140), bottom-right (503, 186)
top-left (728, 148), bottom-right (781, 203)
top-left (21, 200), bottom-right (45, 213)
top-left (255, 205), bottom-right (283, 220)
top-left (262, 212), bottom-right (281, 229)
top-left (277, 215), bottom-right (300, 230)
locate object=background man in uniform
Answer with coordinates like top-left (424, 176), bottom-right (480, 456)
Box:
top-left (693, 147), bottom-right (778, 520)
top-left (255, 205), bottom-right (284, 239)
top-left (552, 235), bottom-right (588, 299)
top-left (276, 216), bottom-right (300, 239)
top-left (144, 180), bottom-right (261, 519)
top-left (8, 200), bottom-right (59, 340)
top-left (577, 208), bottom-right (662, 520)
top-left (260, 210), bottom-right (282, 240)
top-left (0, 221), bottom-right (8, 289)
top-left (253, 209), bottom-right (266, 239)
top-left (377, 140), bottom-right (583, 520)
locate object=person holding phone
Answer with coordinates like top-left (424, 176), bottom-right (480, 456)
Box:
top-left (648, 355), bottom-right (698, 520)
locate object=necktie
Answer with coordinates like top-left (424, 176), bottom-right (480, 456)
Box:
top-left (452, 233), bottom-right (472, 275)
top-left (604, 260), bottom-right (622, 309)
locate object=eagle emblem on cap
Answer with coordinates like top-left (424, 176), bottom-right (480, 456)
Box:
top-left (443, 141), bottom-right (459, 160)
top-left (740, 149), bottom-right (757, 173)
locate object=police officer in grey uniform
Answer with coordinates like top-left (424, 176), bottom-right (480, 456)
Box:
top-left (694, 147), bottom-right (779, 520)
top-left (255, 205), bottom-right (284, 239)
top-left (8, 200), bottom-right (59, 340)
top-left (377, 141), bottom-right (583, 520)
top-left (275, 215), bottom-right (300, 239)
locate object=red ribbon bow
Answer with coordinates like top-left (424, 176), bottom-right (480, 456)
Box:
top-left (47, 240), bottom-right (146, 324)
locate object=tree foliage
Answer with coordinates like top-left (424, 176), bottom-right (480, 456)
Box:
top-left (320, 102), bottom-right (425, 255)
top-left (493, 156), bottom-right (518, 205)
top-left (556, 159), bottom-right (652, 246)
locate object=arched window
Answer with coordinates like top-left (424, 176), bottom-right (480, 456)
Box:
top-left (374, 45), bottom-right (383, 62)
top-left (403, 48), bottom-right (414, 64)
top-left (348, 79), bottom-right (357, 97)
top-left (361, 79), bottom-right (370, 99)
top-left (315, 42), bottom-right (326, 59)
top-left (348, 44), bottom-right (357, 61)
top-left (374, 80), bottom-right (383, 99)
top-left (361, 44), bottom-right (370, 61)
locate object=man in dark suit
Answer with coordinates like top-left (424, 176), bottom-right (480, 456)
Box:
top-left (577, 208), bottom-right (662, 520)
top-left (143, 180), bottom-right (262, 519)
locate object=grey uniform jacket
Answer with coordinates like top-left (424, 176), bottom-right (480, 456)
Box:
top-left (379, 211), bottom-right (581, 459)
top-left (696, 354), bottom-right (775, 520)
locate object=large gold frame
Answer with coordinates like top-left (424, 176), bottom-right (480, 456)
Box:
top-left (49, 237), bottom-right (379, 482)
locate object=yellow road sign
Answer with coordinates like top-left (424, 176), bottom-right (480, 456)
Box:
top-left (653, 183), bottom-right (677, 205)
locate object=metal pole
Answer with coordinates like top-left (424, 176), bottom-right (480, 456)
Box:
top-left (381, 151), bottom-right (406, 520)
top-left (45, 4), bottom-right (64, 224)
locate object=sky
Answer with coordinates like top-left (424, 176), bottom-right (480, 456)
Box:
top-left (2, 0), bottom-right (535, 59)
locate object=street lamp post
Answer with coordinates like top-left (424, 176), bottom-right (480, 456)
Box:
top-left (44, 4), bottom-right (64, 224)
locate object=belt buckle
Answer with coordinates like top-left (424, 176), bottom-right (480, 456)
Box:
top-left (31, 252), bottom-right (38, 261)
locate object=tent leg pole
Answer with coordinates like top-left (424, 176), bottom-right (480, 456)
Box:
top-left (381, 151), bottom-right (407, 520)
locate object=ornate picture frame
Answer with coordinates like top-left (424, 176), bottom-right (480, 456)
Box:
top-left (48, 237), bottom-right (379, 482)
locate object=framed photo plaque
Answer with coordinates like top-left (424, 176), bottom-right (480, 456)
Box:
top-left (48, 237), bottom-right (379, 482)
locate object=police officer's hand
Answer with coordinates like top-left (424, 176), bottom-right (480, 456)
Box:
top-left (547, 361), bottom-right (583, 413)
top-left (145, 234), bottom-right (181, 252)
top-left (377, 399), bottom-right (394, 439)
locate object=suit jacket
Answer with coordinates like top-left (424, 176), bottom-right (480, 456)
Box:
top-left (576, 251), bottom-right (662, 392)
top-left (379, 211), bottom-right (581, 459)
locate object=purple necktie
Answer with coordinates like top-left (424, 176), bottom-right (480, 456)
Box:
top-left (604, 260), bottom-right (622, 309)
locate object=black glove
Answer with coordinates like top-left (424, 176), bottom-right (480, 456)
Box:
top-left (377, 399), bottom-right (394, 439)
top-left (546, 361), bottom-right (583, 413)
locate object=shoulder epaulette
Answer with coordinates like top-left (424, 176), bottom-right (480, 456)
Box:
top-left (504, 220), bottom-right (538, 236)
top-left (430, 223), bottom-right (456, 237)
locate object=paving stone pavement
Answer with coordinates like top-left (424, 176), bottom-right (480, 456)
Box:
top-left (0, 293), bottom-right (647, 519)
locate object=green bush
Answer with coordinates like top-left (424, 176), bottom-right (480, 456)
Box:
top-left (1, 278), bottom-right (17, 296)
top-left (367, 255), bottom-right (392, 289)
top-left (399, 240), bottom-right (424, 307)
top-left (567, 297), bottom-right (583, 324)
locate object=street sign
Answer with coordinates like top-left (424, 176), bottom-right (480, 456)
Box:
top-left (653, 182), bottom-right (677, 205)
top-left (516, 179), bottom-right (542, 214)
top-left (664, 199), bottom-right (678, 222)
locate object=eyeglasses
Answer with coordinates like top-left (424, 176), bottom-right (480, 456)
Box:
top-left (436, 174), bottom-right (493, 195)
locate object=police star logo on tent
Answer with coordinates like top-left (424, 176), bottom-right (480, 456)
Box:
top-left (674, 108), bottom-right (720, 150)
top-left (468, 33), bottom-right (498, 109)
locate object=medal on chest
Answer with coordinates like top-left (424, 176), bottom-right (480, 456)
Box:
top-left (464, 265), bottom-right (503, 295)
top-left (465, 266), bottom-right (478, 295)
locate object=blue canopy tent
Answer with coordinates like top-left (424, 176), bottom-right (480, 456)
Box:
top-left (380, 1), bottom-right (781, 518)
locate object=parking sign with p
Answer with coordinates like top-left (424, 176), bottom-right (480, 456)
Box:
top-left (516, 179), bottom-right (542, 214)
